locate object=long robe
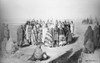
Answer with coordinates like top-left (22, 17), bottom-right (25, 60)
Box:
top-left (44, 29), bottom-right (53, 46)
top-left (84, 26), bottom-right (93, 45)
top-left (84, 26), bottom-right (94, 52)
top-left (85, 39), bottom-right (94, 52)
top-left (58, 28), bottom-right (64, 35)
top-left (17, 25), bottom-right (23, 46)
top-left (6, 38), bottom-right (14, 54)
top-left (26, 25), bottom-right (32, 43)
top-left (93, 25), bottom-right (99, 48)
top-left (31, 28), bottom-right (36, 45)
top-left (42, 26), bottom-right (48, 43)
top-left (4, 25), bottom-right (10, 40)
top-left (67, 32), bottom-right (72, 42)
top-left (37, 28), bottom-right (42, 43)
top-left (70, 23), bottom-right (74, 34)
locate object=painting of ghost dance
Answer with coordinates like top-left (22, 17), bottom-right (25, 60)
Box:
top-left (0, 0), bottom-right (100, 63)
top-left (0, 18), bottom-right (100, 63)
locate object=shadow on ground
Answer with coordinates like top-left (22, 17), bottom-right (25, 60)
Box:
top-left (69, 36), bottom-right (79, 44)
top-left (49, 48), bottom-right (82, 63)
top-left (49, 48), bottom-right (73, 63)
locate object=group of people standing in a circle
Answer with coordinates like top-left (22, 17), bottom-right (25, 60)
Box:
top-left (17, 19), bottom-right (75, 47)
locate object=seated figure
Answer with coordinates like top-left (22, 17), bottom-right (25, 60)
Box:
top-left (28, 43), bottom-right (50, 61)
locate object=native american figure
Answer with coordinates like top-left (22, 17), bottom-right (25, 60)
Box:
top-left (84, 26), bottom-right (94, 53)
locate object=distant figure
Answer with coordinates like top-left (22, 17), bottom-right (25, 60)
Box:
top-left (98, 23), bottom-right (100, 48)
top-left (25, 21), bottom-right (32, 44)
top-left (58, 23), bottom-right (66, 46)
top-left (17, 25), bottom-right (24, 47)
top-left (58, 22), bottom-right (64, 35)
top-left (0, 23), bottom-right (5, 42)
top-left (84, 26), bottom-right (94, 53)
top-left (6, 38), bottom-right (18, 54)
top-left (66, 26), bottom-right (72, 44)
top-left (43, 23), bottom-right (53, 47)
top-left (37, 24), bottom-right (42, 43)
top-left (93, 23), bottom-right (100, 49)
top-left (53, 22), bottom-right (59, 46)
top-left (70, 21), bottom-right (74, 36)
top-left (31, 21), bottom-right (37, 45)
top-left (4, 24), bottom-right (10, 40)
top-left (63, 21), bottom-right (71, 37)
top-left (25, 21), bottom-right (30, 40)
top-left (42, 23), bottom-right (48, 43)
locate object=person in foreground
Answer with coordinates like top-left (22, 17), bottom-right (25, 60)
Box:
top-left (28, 42), bottom-right (50, 61)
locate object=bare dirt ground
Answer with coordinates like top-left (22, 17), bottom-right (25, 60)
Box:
top-left (0, 20), bottom-right (100, 63)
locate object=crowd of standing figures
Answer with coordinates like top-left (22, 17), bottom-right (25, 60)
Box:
top-left (1, 20), bottom-right (100, 62)
top-left (17, 19), bottom-right (74, 47)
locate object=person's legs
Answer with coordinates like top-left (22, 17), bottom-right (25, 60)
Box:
top-left (56, 40), bottom-right (59, 46)
top-left (54, 40), bottom-right (56, 47)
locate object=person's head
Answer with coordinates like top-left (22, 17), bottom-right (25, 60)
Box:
top-left (71, 21), bottom-right (73, 24)
top-left (56, 20), bottom-right (58, 24)
top-left (88, 26), bottom-right (92, 31)
top-left (59, 21), bottom-right (61, 24)
top-left (31, 21), bottom-right (35, 25)
top-left (26, 21), bottom-right (30, 25)
top-left (21, 25), bottom-right (23, 29)
top-left (32, 19), bottom-right (35, 21)
top-left (46, 23), bottom-right (48, 28)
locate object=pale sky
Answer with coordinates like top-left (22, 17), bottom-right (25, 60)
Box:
top-left (0, 0), bottom-right (100, 23)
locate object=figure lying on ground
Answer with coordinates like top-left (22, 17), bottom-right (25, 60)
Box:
top-left (28, 42), bottom-right (50, 61)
